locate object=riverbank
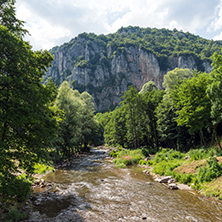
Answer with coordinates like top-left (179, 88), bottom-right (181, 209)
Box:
top-left (109, 147), bottom-right (222, 200)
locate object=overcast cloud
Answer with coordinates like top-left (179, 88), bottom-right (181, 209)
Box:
top-left (15, 0), bottom-right (222, 50)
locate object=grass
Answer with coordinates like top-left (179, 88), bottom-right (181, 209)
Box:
top-left (112, 148), bottom-right (145, 168)
top-left (111, 146), bottom-right (222, 199)
top-left (33, 162), bottom-right (54, 174)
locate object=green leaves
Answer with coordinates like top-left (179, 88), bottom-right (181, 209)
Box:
top-left (54, 81), bottom-right (98, 158)
top-left (0, 1), bottom-right (57, 203)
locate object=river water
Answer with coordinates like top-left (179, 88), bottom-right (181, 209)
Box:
top-left (27, 148), bottom-right (222, 222)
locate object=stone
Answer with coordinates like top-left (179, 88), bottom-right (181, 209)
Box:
top-left (168, 178), bottom-right (175, 184)
top-left (154, 176), bottom-right (172, 183)
top-left (177, 184), bottom-right (193, 191)
top-left (143, 169), bottom-right (149, 174)
top-left (34, 179), bottom-right (40, 185)
top-left (145, 157), bottom-right (150, 161)
top-left (168, 183), bottom-right (178, 190)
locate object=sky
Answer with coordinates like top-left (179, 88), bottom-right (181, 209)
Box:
top-left (15, 0), bottom-right (222, 51)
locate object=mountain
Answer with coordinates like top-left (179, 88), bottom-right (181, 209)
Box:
top-left (44, 26), bottom-right (222, 111)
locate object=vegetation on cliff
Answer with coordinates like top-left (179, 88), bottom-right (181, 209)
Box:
top-left (45, 25), bottom-right (222, 111)
top-left (50, 25), bottom-right (222, 73)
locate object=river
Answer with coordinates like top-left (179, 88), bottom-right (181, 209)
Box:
top-left (27, 148), bottom-right (222, 221)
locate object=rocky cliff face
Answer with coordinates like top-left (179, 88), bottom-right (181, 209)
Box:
top-left (45, 34), bottom-right (212, 111)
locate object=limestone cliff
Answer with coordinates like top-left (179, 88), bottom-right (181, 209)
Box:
top-left (44, 27), bottom-right (216, 111)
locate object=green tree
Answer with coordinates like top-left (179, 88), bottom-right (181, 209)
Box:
top-left (172, 72), bottom-right (211, 146)
top-left (139, 81), bottom-right (157, 94)
top-left (156, 68), bottom-right (193, 150)
top-left (79, 91), bottom-right (97, 150)
top-left (54, 81), bottom-right (82, 158)
top-left (0, 0), bottom-right (27, 36)
top-left (139, 88), bottom-right (164, 151)
top-left (0, 0), bottom-right (57, 203)
top-left (207, 51), bottom-right (222, 149)
top-left (104, 106), bottom-right (127, 147)
top-left (54, 81), bottom-right (97, 157)
top-left (121, 86), bottom-right (141, 149)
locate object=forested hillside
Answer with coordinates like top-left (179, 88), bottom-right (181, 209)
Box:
top-left (96, 63), bottom-right (222, 152)
top-left (44, 26), bottom-right (222, 111)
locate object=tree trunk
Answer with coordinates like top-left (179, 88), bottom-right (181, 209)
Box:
top-left (213, 125), bottom-right (222, 150)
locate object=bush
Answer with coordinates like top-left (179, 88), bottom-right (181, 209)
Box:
top-left (0, 174), bottom-right (31, 203)
top-left (139, 160), bottom-right (147, 165)
top-left (4, 209), bottom-right (27, 222)
top-left (33, 163), bottom-right (54, 174)
top-left (153, 160), bottom-right (182, 176)
top-left (122, 156), bottom-right (133, 165)
top-left (196, 157), bottom-right (222, 183)
top-left (109, 150), bottom-right (117, 158)
top-left (117, 163), bottom-right (126, 168)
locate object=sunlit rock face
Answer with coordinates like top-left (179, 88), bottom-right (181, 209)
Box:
top-left (44, 35), bottom-right (212, 111)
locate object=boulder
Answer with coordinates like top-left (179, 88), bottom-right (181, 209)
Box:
top-left (40, 179), bottom-right (45, 184)
top-left (177, 184), bottom-right (193, 191)
top-left (143, 169), bottom-right (150, 174)
top-left (168, 178), bottom-right (175, 184)
top-left (34, 179), bottom-right (40, 185)
top-left (168, 183), bottom-right (178, 190)
top-left (146, 182), bottom-right (152, 185)
top-left (154, 176), bottom-right (172, 183)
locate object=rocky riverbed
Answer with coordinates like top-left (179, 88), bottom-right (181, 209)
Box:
top-left (24, 148), bottom-right (222, 221)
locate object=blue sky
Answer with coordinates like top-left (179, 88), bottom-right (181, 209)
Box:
top-left (16, 0), bottom-right (222, 50)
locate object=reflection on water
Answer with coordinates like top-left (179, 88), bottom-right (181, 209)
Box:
top-left (29, 149), bottom-right (222, 221)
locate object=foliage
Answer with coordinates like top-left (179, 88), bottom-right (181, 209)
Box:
top-left (196, 157), bottom-right (222, 183)
top-left (207, 51), bottom-right (222, 149)
top-left (33, 163), bottom-right (54, 174)
top-left (4, 209), bottom-right (27, 222)
top-left (172, 72), bottom-right (211, 145)
top-left (112, 148), bottom-right (145, 168)
top-left (0, 0), bottom-right (58, 204)
top-left (54, 81), bottom-right (99, 159)
top-left (109, 150), bottom-right (117, 158)
top-left (146, 148), bottom-right (222, 195)
top-left (152, 160), bottom-right (182, 176)
top-left (139, 81), bottom-right (157, 94)
top-left (99, 83), bottom-right (163, 150)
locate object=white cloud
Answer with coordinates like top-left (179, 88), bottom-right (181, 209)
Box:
top-left (15, 0), bottom-right (222, 50)
top-left (208, 1), bottom-right (222, 33)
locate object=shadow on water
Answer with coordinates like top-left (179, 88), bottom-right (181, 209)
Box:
top-left (27, 148), bottom-right (222, 221)
top-left (28, 192), bottom-right (88, 222)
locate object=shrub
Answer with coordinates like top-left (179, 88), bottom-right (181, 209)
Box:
top-left (153, 160), bottom-right (182, 176)
top-left (188, 148), bottom-right (207, 160)
top-left (122, 156), bottom-right (133, 165)
top-left (5, 209), bottom-right (27, 222)
top-left (109, 150), bottom-right (117, 158)
top-left (33, 163), bottom-right (54, 174)
top-left (117, 163), bottom-right (126, 168)
top-left (139, 160), bottom-right (147, 165)
top-left (196, 157), bottom-right (222, 183)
